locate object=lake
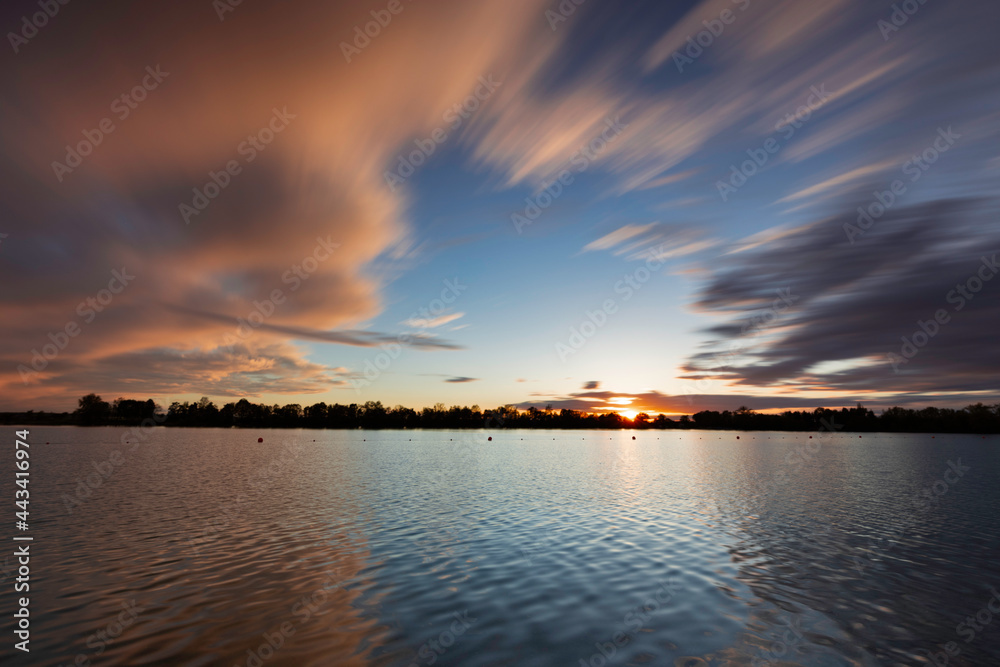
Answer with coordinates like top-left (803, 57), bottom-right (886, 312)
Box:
top-left (2, 428), bottom-right (998, 666)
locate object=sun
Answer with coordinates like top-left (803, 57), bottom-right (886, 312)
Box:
top-left (619, 409), bottom-right (639, 420)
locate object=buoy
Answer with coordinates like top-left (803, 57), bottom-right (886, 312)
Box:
top-left (488, 437), bottom-right (492, 441)
top-left (632, 436), bottom-right (636, 440)
top-left (736, 436), bottom-right (740, 439)
top-left (258, 437), bottom-right (263, 442)
top-left (809, 436), bottom-right (812, 439)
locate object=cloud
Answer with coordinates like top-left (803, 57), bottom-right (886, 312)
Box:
top-left (401, 312), bottom-right (465, 329)
top-left (520, 388), bottom-right (994, 416)
top-left (683, 194), bottom-right (1000, 396)
top-left (636, 168), bottom-right (703, 190)
top-left (725, 223), bottom-right (814, 255)
top-left (582, 380), bottom-right (600, 390)
top-left (774, 160), bottom-right (899, 204)
top-left (582, 222), bottom-right (717, 262)
top-left (14, 341), bottom-right (354, 404)
top-left (623, 225), bottom-right (718, 262)
top-left (445, 376), bottom-right (478, 383)
top-left (465, 0), bottom-right (960, 196)
top-left (0, 0), bottom-right (551, 408)
top-left (582, 224), bottom-right (656, 253)
top-left (644, 0), bottom-right (852, 72)
top-left (522, 390), bottom-right (854, 414)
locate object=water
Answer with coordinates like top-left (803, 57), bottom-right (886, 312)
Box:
top-left (2, 427), bottom-right (999, 666)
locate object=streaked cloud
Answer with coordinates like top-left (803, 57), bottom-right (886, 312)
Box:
top-left (775, 160), bottom-right (899, 204)
top-left (684, 196), bottom-right (1000, 395)
top-left (583, 223), bottom-right (717, 263)
top-left (582, 224), bottom-right (656, 253)
top-left (636, 168), bottom-right (703, 190)
top-left (402, 312), bottom-right (465, 329)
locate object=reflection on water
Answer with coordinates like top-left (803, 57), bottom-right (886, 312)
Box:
top-left (1, 428), bottom-right (998, 665)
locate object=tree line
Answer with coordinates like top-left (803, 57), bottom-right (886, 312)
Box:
top-left (0, 394), bottom-right (997, 433)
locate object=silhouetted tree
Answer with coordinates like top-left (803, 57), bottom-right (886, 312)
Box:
top-left (5, 394), bottom-right (998, 433)
top-left (75, 394), bottom-right (110, 426)
top-left (111, 397), bottom-right (157, 424)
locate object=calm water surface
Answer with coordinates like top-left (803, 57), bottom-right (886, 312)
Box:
top-left (2, 428), bottom-right (999, 666)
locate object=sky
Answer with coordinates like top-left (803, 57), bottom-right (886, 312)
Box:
top-left (2, 0), bottom-right (999, 416)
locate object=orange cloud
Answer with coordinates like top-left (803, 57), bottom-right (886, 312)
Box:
top-left (0, 0), bottom-right (552, 409)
